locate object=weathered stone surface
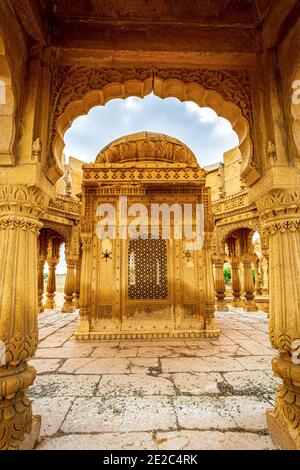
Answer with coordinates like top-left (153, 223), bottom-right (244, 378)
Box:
top-left (175, 396), bottom-right (270, 431)
top-left (236, 355), bottom-right (274, 371)
top-left (91, 346), bottom-right (138, 358)
top-left (32, 397), bottom-right (74, 437)
top-left (29, 358), bottom-right (62, 374)
top-left (61, 397), bottom-right (177, 433)
top-left (223, 371), bottom-right (281, 395)
top-left (35, 346), bottom-right (94, 358)
top-left (97, 374), bottom-right (175, 396)
top-left (36, 432), bottom-right (158, 450)
top-left (172, 372), bottom-right (222, 395)
top-left (29, 374), bottom-right (100, 398)
top-left (156, 431), bottom-right (277, 450)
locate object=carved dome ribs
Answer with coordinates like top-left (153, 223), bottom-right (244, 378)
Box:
top-left (95, 132), bottom-right (198, 165)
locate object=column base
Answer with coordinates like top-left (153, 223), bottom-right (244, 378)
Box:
top-left (216, 301), bottom-right (228, 312)
top-left (266, 409), bottom-right (298, 450)
top-left (232, 300), bottom-right (244, 308)
top-left (18, 415), bottom-right (41, 450)
top-left (244, 300), bottom-right (258, 312)
top-left (61, 304), bottom-right (75, 313)
top-left (44, 302), bottom-right (56, 310)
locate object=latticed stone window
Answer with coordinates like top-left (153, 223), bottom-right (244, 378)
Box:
top-left (128, 237), bottom-right (168, 300)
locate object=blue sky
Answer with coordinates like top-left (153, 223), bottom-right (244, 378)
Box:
top-left (52, 94), bottom-right (239, 274)
top-left (64, 93), bottom-right (239, 166)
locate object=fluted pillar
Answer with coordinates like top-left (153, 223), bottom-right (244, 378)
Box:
top-left (44, 238), bottom-right (60, 310)
top-left (202, 241), bottom-right (220, 335)
top-left (61, 258), bottom-right (76, 312)
top-left (37, 231), bottom-right (48, 313)
top-left (255, 185), bottom-right (300, 450)
top-left (262, 259), bottom-right (269, 294)
top-left (239, 263), bottom-right (244, 294)
top-left (37, 256), bottom-right (46, 313)
top-left (74, 256), bottom-right (82, 309)
top-left (213, 255), bottom-right (228, 312)
top-left (0, 185), bottom-right (48, 449)
top-left (254, 261), bottom-right (263, 295)
top-left (75, 237), bottom-right (92, 337)
top-left (231, 258), bottom-right (243, 307)
top-left (243, 255), bottom-right (258, 311)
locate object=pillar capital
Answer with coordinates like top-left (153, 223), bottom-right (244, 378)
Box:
top-left (0, 184), bottom-right (49, 219)
top-left (242, 254), bottom-right (254, 266)
top-left (65, 258), bottom-right (77, 268)
top-left (231, 257), bottom-right (241, 268)
top-left (212, 254), bottom-right (226, 267)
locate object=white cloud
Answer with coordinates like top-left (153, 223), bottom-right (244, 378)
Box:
top-left (214, 118), bottom-right (234, 137)
top-left (124, 96), bottom-right (143, 111)
top-left (185, 102), bottom-right (217, 123)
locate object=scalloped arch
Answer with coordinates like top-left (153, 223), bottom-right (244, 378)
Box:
top-left (53, 75), bottom-right (253, 179)
top-left (220, 220), bottom-right (261, 251)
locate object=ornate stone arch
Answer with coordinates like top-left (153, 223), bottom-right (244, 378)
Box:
top-left (218, 218), bottom-right (261, 251)
top-left (47, 65), bottom-right (257, 185)
top-left (41, 220), bottom-right (71, 242)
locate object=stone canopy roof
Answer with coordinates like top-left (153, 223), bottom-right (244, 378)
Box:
top-left (95, 132), bottom-right (198, 165)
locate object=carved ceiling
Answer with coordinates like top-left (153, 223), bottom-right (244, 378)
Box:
top-left (11, 0), bottom-right (294, 58)
top-left (51, 0), bottom-right (260, 25)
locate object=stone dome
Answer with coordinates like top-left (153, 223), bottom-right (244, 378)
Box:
top-left (95, 132), bottom-right (198, 165)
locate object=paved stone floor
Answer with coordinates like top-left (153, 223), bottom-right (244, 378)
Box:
top-left (29, 309), bottom-right (280, 450)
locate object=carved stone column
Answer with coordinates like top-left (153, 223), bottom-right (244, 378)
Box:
top-left (61, 258), bottom-right (76, 313)
top-left (243, 255), bottom-right (258, 311)
top-left (254, 261), bottom-right (263, 295)
top-left (37, 257), bottom-right (46, 313)
top-left (74, 256), bottom-right (82, 309)
top-left (44, 238), bottom-right (61, 310)
top-left (202, 241), bottom-right (220, 335)
top-left (213, 255), bottom-right (228, 312)
top-left (75, 237), bottom-right (92, 337)
top-left (239, 263), bottom-right (244, 294)
top-left (231, 258), bottom-right (243, 307)
top-left (0, 184), bottom-right (48, 449)
top-left (262, 260), bottom-right (269, 294)
top-left (255, 186), bottom-right (300, 450)
top-left (37, 231), bottom-right (48, 313)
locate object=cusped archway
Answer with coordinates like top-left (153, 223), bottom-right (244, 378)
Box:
top-left (49, 67), bottom-right (256, 185)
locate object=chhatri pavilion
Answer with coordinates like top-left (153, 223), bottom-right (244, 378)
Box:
top-left (76, 132), bottom-right (219, 340)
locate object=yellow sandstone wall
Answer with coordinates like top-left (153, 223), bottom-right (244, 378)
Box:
top-left (204, 146), bottom-right (242, 201)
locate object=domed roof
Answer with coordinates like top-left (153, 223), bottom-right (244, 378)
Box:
top-left (95, 132), bottom-right (198, 165)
